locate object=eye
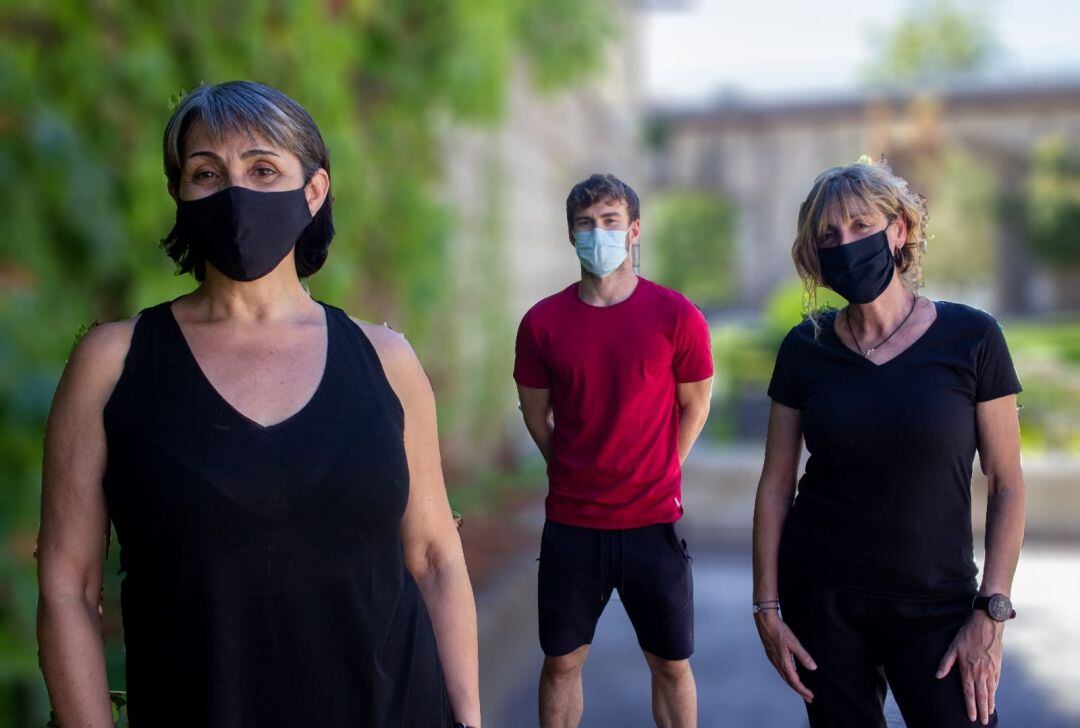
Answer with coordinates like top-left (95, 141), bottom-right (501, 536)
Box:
top-left (253, 166), bottom-right (278, 177)
top-left (192, 169), bottom-right (220, 182)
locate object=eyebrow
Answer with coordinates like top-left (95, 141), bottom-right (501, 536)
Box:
top-left (823, 209), bottom-right (874, 227)
top-left (575, 211), bottom-right (623, 221)
top-left (186, 148), bottom-right (281, 161)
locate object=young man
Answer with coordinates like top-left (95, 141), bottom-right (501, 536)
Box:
top-left (514, 174), bottom-right (713, 728)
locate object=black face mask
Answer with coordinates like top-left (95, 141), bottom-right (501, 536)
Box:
top-left (817, 227), bottom-right (895, 304)
top-left (176, 186), bottom-right (313, 282)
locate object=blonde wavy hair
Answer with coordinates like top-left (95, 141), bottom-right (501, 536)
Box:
top-left (792, 157), bottom-right (928, 325)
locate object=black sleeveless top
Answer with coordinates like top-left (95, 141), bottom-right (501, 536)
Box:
top-left (102, 300), bottom-right (452, 727)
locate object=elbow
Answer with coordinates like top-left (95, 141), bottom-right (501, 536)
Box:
top-left (37, 563), bottom-right (100, 615)
top-left (681, 398), bottom-right (711, 423)
top-left (406, 533), bottom-right (465, 588)
top-left (405, 544), bottom-right (438, 585)
top-left (698, 399), bottom-right (712, 423)
top-left (985, 467), bottom-right (1026, 501)
top-left (37, 584), bottom-right (99, 624)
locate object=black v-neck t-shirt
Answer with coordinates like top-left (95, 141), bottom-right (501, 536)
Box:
top-left (767, 300), bottom-right (1021, 598)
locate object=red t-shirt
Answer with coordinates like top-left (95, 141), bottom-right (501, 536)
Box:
top-left (513, 277), bottom-right (714, 529)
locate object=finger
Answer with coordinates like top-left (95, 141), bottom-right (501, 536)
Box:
top-left (767, 653), bottom-right (797, 694)
top-left (788, 639), bottom-right (818, 671)
top-left (766, 650), bottom-right (790, 685)
top-left (936, 647), bottom-right (957, 679)
top-left (976, 673), bottom-right (990, 725)
top-left (782, 653), bottom-right (815, 702)
top-left (962, 671), bottom-right (977, 723)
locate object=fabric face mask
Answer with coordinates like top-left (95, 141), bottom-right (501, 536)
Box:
top-left (176, 186), bottom-right (313, 282)
top-left (574, 228), bottom-right (629, 277)
top-left (817, 227), bottom-right (895, 303)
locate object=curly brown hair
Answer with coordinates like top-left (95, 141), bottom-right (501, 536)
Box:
top-left (792, 157), bottom-right (929, 322)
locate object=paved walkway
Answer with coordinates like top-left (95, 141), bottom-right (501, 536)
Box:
top-left (482, 547), bottom-right (1080, 727)
top-left (477, 444), bottom-right (1080, 726)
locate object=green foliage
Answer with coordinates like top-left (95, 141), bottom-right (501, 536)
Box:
top-left (707, 280), bottom-right (845, 441)
top-left (0, 1), bottom-right (614, 724)
top-left (1024, 135), bottom-right (1080, 268)
top-left (862, 0), bottom-right (998, 86)
top-left (1004, 318), bottom-right (1080, 452)
top-left (922, 150), bottom-right (997, 284)
top-left (762, 279), bottom-right (846, 338)
top-left (650, 191), bottom-right (736, 306)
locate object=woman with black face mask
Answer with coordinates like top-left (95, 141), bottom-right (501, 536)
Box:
top-left (751, 159), bottom-right (1025, 727)
top-left (36, 81), bottom-right (481, 728)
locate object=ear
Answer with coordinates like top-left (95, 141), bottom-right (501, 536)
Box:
top-left (167, 180), bottom-right (179, 203)
top-left (304, 168), bottom-right (330, 216)
top-left (889, 215), bottom-right (908, 254)
top-left (628, 218), bottom-right (642, 247)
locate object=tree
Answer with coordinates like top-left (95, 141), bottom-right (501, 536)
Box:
top-left (862, 0), bottom-right (998, 86)
top-left (650, 191), bottom-right (736, 307)
top-left (1024, 135), bottom-right (1080, 268)
top-left (0, 2), bottom-right (615, 723)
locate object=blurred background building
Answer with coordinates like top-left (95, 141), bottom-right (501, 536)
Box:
top-left (651, 78), bottom-right (1080, 314)
top-left (1, 0), bottom-right (1077, 726)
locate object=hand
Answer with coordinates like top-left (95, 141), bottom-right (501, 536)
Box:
top-left (936, 610), bottom-right (1004, 725)
top-left (754, 610), bottom-right (817, 702)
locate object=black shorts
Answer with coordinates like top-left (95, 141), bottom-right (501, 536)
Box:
top-left (537, 519), bottom-right (694, 661)
top-left (779, 562), bottom-right (995, 727)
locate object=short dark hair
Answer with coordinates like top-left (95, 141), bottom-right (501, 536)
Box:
top-left (565, 173), bottom-right (641, 235)
top-left (160, 80), bottom-right (334, 280)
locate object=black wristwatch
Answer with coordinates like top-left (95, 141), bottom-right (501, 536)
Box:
top-left (972, 593), bottom-right (1016, 621)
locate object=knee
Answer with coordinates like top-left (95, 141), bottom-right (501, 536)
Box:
top-left (645, 654), bottom-right (691, 683)
top-left (542, 646), bottom-right (589, 680)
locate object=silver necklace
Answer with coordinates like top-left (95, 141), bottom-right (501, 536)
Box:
top-left (846, 295), bottom-right (918, 358)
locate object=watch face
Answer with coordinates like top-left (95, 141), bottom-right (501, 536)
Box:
top-left (988, 594), bottom-right (1012, 621)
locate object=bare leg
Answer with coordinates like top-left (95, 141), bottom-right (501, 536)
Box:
top-left (540, 644), bottom-right (591, 728)
top-left (644, 651), bottom-right (697, 728)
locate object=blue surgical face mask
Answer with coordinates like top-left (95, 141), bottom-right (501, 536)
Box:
top-left (573, 228), bottom-right (629, 277)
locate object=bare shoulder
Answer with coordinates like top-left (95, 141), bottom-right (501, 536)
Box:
top-left (74, 316), bottom-right (138, 357)
top-left (64, 316), bottom-right (139, 395)
top-left (346, 317), bottom-right (429, 395)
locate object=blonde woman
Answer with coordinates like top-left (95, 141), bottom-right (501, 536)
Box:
top-left (751, 160), bottom-right (1024, 727)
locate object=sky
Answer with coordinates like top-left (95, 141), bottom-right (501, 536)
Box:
top-left (642, 0), bottom-right (1080, 103)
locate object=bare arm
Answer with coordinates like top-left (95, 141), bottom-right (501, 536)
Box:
top-left (974, 394), bottom-right (1025, 600)
top-left (38, 320), bottom-right (134, 727)
top-left (362, 322), bottom-right (481, 727)
top-left (751, 401), bottom-right (816, 702)
top-left (676, 378), bottom-right (712, 465)
top-left (751, 402), bottom-right (802, 604)
top-left (517, 385), bottom-right (553, 463)
top-left (937, 394), bottom-right (1025, 725)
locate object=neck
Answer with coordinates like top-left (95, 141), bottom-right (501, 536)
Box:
top-left (848, 276), bottom-right (916, 337)
top-left (578, 263), bottom-right (638, 307)
top-left (189, 263), bottom-right (314, 322)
